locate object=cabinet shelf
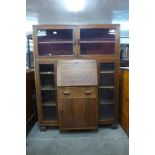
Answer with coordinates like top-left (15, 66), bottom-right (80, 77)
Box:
top-left (99, 86), bottom-right (114, 89)
top-left (100, 71), bottom-right (114, 74)
top-left (80, 40), bottom-right (115, 43)
top-left (100, 99), bottom-right (114, 105)
top-left (41, 85), bottom-right (56, 90)
top-left (42, 101), bottom-right (56, 106)
top-left (40, 72), bottom-right (54, 74)
top-left (38, 41), bottom-right (73, 44)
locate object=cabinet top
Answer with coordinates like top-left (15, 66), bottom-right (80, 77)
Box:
top-left (57, 60), bottom-right (98, 86)
top-left (33, 24), bottom-right (120, 30)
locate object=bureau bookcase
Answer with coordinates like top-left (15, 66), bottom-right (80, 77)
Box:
top-left (33, 24), bottom-right (120, 130)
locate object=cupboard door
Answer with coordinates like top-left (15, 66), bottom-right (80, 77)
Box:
top-left (37, 29), bottom-right (73, 56)
top-left (79, 28), bottom-right (116, 55)
top-left (33, 26), bottom-right (76, 58)
top-left (35, 62), bottom-right (58, 124)
top-left (99, 62), bottom-right (116, 121)
top-left (59, 98), bottom-right (98, 129)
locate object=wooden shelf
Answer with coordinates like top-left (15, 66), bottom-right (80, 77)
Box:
top-left (42, 101), bottom-right (56, 106)
top-left (100, 71), bottom-right (114, 74)
top-left (80, 40), bottom-right (115, 43)
top-left (40, 72), bottom-right (54, 74)
top-left (41, 85), bottom-right (56, 90)
top-left (100, 99), bottom-right (114, 105)
top-left (99, 86), bottom-right (114, 89)
top-left (38, 41), bottom-right (73, 44)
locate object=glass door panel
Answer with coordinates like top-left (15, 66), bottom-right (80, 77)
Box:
top-left (80, 29), bottom-right (115, 55)
top-left (99, 62), bottom-right (115, 120)
top-left (37, 29), bottom-right (73, 56)
top-left (39, 64), bottom-right (57, 121)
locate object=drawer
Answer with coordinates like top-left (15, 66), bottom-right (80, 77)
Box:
top-left (58, 87), bottom-right (97, 98)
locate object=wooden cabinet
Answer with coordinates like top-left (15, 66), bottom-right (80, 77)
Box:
top-left (33, 24), bottom-right (120, 130)
top-left (26, 70), bottom-right (37, 134)
top-left (119, 68), bottom-right (129, 135)
top-left (57, 60), bottom-right (98, 130)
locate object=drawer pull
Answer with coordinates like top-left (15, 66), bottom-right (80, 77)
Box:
top-left (63, 91), bottom-right (71, 95)
top-left (85, 91), bottom-right (92, 95)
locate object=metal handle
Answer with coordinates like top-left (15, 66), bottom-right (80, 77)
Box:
top-left (85, 91), bottom-right (92, 95)
top-left (63, 91), bottom-right (71, 95)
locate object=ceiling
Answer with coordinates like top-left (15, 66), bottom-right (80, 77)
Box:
top-left (26, 0), bottom-right (129, 37)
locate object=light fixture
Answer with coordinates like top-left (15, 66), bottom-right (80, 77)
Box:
top-left (64, 0), bottom-right (86, 13)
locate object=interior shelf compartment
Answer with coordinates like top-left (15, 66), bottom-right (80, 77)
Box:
top-left (37, 29), bottom-right (73, 42)
top-left (80, 29), bottom-right (115, 41)
top-left (99, 88), bottom-right (114, 104)
top-left (41, 90), bottom-right (56, 105)
top-left (100, 73), bottom-right (114, 86)
top-left (39, 64), bottom-right (54, 72)
top-left (100, 63), bottom-right (114, 71)
top-left (38, 43), bottom-right (73, 56)
top-left (40, 74), bottom-right (55, 89)
top-left (42, 106), bottom-right (57, 121)
top-left (80, 43), bottom-right (115, 55)
top-left (100, 104), bottom-right (114, 120)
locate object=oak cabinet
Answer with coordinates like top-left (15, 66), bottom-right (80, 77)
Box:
top-left (33, 24), bottom-right (120, 130)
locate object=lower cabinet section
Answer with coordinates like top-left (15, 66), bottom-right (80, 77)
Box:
top-left (34, 60), bottom-right (119, 131)
top-left (58, 87), bottom-right (98, 130)
top-left (58, 98), bottom-right (98, 130)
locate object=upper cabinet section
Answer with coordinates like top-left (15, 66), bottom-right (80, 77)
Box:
top-left (33, 25), bottom-right (120, 59)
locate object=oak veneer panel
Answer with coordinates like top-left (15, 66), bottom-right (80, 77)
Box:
top-left (57, 60), bottom-right (98, 86)
top-left (58, 98), bottom-right (98, 129)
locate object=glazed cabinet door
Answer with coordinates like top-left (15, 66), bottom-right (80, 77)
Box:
top-left (77, 25), bottom-right (120, 59)
top-left (98, 61), bottom-right (119, 124)
top-left (58, 98), bottom-right (98, 130)
top-left (35, 60), bottom-right (58, 126)
top-left (33, 25), bottom-right (76, 59)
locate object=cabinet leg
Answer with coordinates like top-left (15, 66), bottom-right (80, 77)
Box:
top-left (111, 123), bottom-right (118, 129)
top-left (39, 126), bottom-right (47, 131)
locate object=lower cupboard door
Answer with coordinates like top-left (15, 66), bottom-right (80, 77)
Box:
top-left (59, 98), bottom-right (98, 129)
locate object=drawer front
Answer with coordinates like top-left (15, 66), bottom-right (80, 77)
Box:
top-left (58, 87), bottom-right (97, 98)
